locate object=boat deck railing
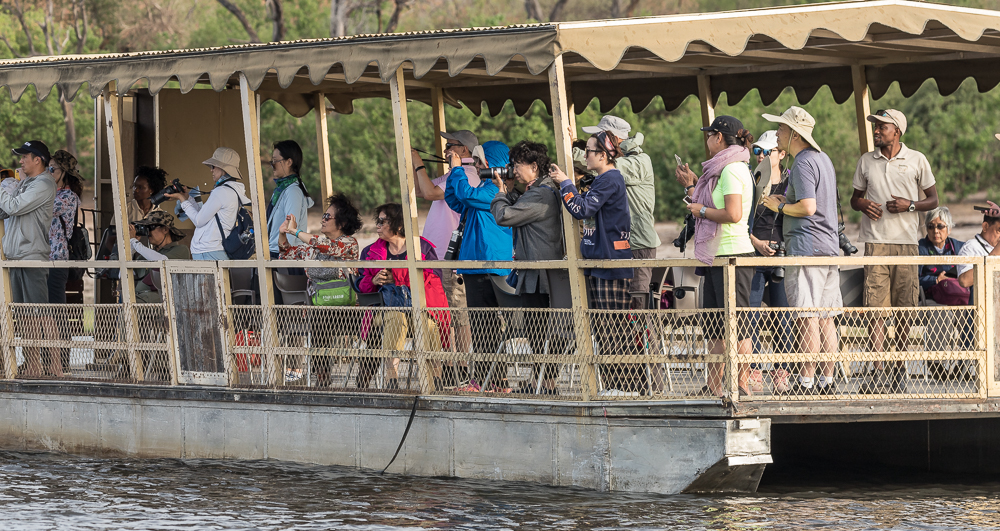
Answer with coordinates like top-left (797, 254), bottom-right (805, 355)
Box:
top-left (1, 255), bottom-right (997, 404)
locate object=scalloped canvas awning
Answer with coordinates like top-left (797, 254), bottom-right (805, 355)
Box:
top-left (2, 0), bottom-right (1000, 116)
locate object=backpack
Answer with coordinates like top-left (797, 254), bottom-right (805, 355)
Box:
top-left (59, 207), bottom-right (91, 282)
top-left (214, 183), bottom-right (256, 260)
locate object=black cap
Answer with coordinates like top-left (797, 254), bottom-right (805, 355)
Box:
top-left (11, 140), bottom-right (51, 163)
top-left (700, 116), bottom-right (744, 137)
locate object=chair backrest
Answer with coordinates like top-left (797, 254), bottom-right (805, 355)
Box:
top-left (273, 271), bottom-right (310, 306)
top-left (229, 267), bottom-right (257, 305)
top-left (350, 274), bottom-right (384, 307)
top-left (151, 269), bottom-right (162, 293)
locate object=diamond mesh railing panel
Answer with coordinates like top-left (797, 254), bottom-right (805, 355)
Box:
top-left (5, 303), bottom-right (170, 383)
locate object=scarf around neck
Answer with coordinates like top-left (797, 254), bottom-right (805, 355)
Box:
top-left (271, 174), bottom-right (299, 205)
top-left (692, 145), bottom-right (751, 265)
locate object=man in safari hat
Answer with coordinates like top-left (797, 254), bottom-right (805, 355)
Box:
top-left (760, 106), bottom-right (841, 395)
top-left (850, 109), bottom-right (939, 394)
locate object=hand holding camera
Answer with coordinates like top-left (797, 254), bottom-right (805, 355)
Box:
top-left (154, 179), bottom-right (189, 204)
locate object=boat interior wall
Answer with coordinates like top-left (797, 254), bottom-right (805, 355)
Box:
top-left (156, 88), bottom-right (250, 214)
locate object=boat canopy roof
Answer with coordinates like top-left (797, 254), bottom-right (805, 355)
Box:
top-left (3, 0), bottom-right (1000, 116)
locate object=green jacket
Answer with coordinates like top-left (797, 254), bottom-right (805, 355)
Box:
top-left (574, 133), bottom-right (660, 250)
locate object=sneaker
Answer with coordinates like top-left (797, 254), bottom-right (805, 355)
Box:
top-left (787, 381), bottom-right (818, 395)
top-left (889, 367), bottom-right (907, 394)
top-left (817, 382), bottom-right (838, 396)
top-left (598, 389), bottom-right (640, 398)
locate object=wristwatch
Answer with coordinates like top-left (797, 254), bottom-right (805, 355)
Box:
top-left (699, 206), bottom-right (707, 219)
top-left (778, 203), bottom-right (786, 213)
top-left (907, 200), bottom-right (916, 212)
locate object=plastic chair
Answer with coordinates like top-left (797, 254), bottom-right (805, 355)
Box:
top-left (229, 268), bottom-right (257, 305)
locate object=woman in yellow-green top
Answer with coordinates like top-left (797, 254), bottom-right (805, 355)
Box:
top-left (675, 115), bottom-right (756, 398)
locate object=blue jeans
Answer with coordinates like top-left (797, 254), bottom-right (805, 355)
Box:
top-left (193, 251), bottom-right (230, 260)
top-left (748, 267), bottom-right (794, 356)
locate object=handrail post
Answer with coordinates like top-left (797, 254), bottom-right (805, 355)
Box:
top-left (161, 261), bottom-right (180, 386)
top-left (239, 73), bottom-right (280, 386)
top-left (0, 222), bottom-right (14, 379)
top-left (697, 75), bottom-right (716, 161)
top-left (549, 55), bottom-right (598, 400)
top-left (104, 82), bottom-right (144, 381)
top-left (978, 259), bottom-right (994, 398)
top-left (431, 86), bottom-right (448, 177)
top-left (851, 64), bottom-right (875, 155)
top-left (390, 65), bottom-right (433, 395)
top-left (314, 93), bottom-right (335, 202)
top-left (723, 260), bottom-right (739, 402)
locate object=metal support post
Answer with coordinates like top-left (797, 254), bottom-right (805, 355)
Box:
top-left (549, 55), bottom-right (598, 400)
top-left (390, 66), bottom-right (434, 395)
top-left (239, 73), bottom-right (280, 386)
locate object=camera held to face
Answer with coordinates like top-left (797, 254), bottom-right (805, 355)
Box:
top-left (132, 223), bottom-right (151, 237)
top-left (150, 178), bottom-right (185, 206)
top-left (478, 164), bottom-right (512, 181)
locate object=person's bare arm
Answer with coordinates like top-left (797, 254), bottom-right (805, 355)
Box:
top-left (687, 193), bottom-right (742, 224)
top-left (959, 269), bottom-right (974, 288)
top-left (411, 148), bottom-right (443, 201)
top-left (851, 187), bottom-right (882, 220)
top-left (887, 184), bottom-right (939, 214)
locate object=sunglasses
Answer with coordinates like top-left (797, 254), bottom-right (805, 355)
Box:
top-left (322, 213), bottom-right (333, 221)
top-left (584, 148), bottom-right (602, 156)
top-left (375, 217), bottom-right (388, 226)
top-left (752, 146), bottom-right (772, 157)
top-left (926, 223), bottom-right (948, 231)
top-left (445, 143), bottom-right (462, 150)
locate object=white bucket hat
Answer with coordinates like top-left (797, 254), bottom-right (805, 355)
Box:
top-left (762, 106), bottom-right (821, 152)
top-left (202, 147), bottom-right (243, 179)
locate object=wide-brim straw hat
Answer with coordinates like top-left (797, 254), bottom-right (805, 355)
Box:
top-left (202, 147), bottom-right (243, 179)
top-left (762, 106), bottom-right (822, 152)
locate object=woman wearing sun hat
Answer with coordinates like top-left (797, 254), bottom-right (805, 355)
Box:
top-left (165, 147), bottom-right (252, 260)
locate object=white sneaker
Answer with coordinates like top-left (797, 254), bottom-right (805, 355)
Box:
top-left (598, 389), bottom-right (639, 398)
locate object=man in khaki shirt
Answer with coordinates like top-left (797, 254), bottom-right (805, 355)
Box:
top-left (851, 109), bottom-right (939, 394)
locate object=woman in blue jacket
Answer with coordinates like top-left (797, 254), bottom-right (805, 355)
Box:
top-left (551, 132), bottom-right (642, 398)
top-left (445, 140), bottom-right (514, 390)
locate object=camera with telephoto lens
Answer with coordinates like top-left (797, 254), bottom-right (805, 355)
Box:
top-left (478, 165), bottom-right (512, 181)
top-left (838, 222), bottom-right (858, 255)
top-left (131, 222), bottom-right (150, 237)
top-left (672, 213), bottom-right (697, 253)
top-left (770, 241), bottom-right (786, 283)
top-left (149, 178), bottom-right (185, 206)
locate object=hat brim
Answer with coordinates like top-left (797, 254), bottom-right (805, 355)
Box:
top-left (762, 113), bottom-right (822, 152)
top-left (581, 126), bottom-right (602, 134)
top-left (202, 157), bottom-right (244, 179)
top-left (439, 132), bottom-right (476, 151)
top-left (994, 133), bottom-right (1000, 141)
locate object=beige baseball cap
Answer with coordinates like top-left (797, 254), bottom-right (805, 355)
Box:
top-left (762, 106), bottom-right (821, 152)
top-left (582, 115), bottom-right (631, 140)
top-left (867, 109), bottom-right (907, 136)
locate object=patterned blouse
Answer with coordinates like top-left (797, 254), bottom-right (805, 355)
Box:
top-left (279, 234), bottom-right (360, 281)
top-left (49, 187), bottom-right (81, 261)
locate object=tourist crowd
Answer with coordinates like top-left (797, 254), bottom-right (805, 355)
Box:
top-left (4, 106), bottom-right (999, 395)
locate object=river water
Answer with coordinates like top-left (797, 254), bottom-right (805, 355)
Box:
top-left (1, 451), bottom-right (999, 530)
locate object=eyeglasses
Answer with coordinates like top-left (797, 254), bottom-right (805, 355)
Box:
top-left (752, 147), bottom-right (772, 157)
top-left (375, 217), bottom-right (388, 226)
top-left (445, 143), bottom-right (462, 150)
top-left (47, 166), bottom-right (56, 173)
top-left (927, 223), bottom-right (948, 231)
top-left (322, 213), bottom-right (333, 221)
top-left (584, 149), bottom-right (602, 156)
top-left (268, 158), bottom-right (286, 168)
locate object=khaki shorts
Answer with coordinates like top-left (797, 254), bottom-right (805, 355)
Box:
top-left (785, 265), bottom-right (843, 318)
top-left (864, 243), bottom-right (919, 308)
top-left (440, 268), bottom-right (470, 326)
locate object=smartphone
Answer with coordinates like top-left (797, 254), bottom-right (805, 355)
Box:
top-left (674, 154), bottom-right (684, 167)
top-left (683, 195), bottom-right (693, 205)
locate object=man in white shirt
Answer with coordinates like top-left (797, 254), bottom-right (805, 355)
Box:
top-left (957, 201), bottom-right (1000, 294)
